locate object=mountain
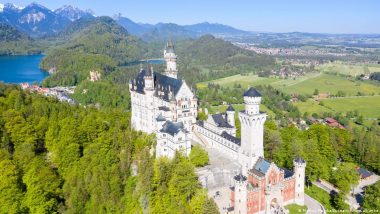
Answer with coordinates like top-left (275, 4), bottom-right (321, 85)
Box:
top-left (174, 34), bottom-right (275, 83)
top-left (0, 3), bottom-right (94, 37)
top-left (184, 22), bottom-right (250, 36)
top-left (41, 16), bottom-right (146, 86)
top-left (114, 15), bottom-right (252, 40)
top-left (0, 3), bottom-right (71, 37)
top-left (141, 23), bottom-right (196, 41)
top-left (114, 14), bottom-right (150, 36)
top-left (0, 22), bottom-right (27, 41)
top-left (0, 22), bottom-right (43, 55)
top-left (54, 5), bottom-right (94, 21)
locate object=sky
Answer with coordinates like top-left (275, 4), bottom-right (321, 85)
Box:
top-left (6, 0), bottom-right (380, 34)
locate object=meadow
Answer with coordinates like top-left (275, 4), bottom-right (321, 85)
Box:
top-left (208, 104), bottom-right (276, 118)
top-left (196, 73), bottom-right (281, 89)
top-left (323, 96), bottom-right (380, 118)
top-left (317, 61), bottom-right (380, 77)
top-left (277, 74), bottom-right (380, 96)
top-left (198, 72), bottom-right (380, 97)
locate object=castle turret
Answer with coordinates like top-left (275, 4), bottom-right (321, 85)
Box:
top-left (238, 87), bottom-right (267, 174)
top-left (293, 157), bottom-right (306, 205)
top-left (233, 174), bottom-right (248, 214)
top-left (164, 41), bottom-right (178, 79)
top-left (226, 104), bottom-right (235, 127)
top-left (144, 66), bottom-right (154, 93)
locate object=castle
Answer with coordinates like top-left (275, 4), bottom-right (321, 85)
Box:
top-left (130, 42), bottom-right (306, 213)
top-left (129, 42), bottom-right (197, 159)
top-left (193, 88), bottom-right (306, 213)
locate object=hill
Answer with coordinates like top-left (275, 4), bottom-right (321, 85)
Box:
top-left (0, 3), bottom-right (70, 37)
top-left (183, 22), bottom-right (250, 36)
top-left (41, 16), bottom-right (146, 87)
top-left (140, 23), bottom-right (196, 41)
top-left (175, 35), bottom-right (275, 83)
top-left (0, 23), bottom-right (43, 55)
top-left (114, 15), bottom-right (252, 41)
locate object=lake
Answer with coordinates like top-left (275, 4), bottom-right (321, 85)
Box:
top-left (0, 55), bottom-right (49, 84)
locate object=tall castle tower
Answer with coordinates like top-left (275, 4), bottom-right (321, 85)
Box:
top-left (164, 41), bottom-right (178, 79)
top-left (233, 174), bottom-right (248, 214)
top-left (143, 66), bottom-right (155, 133)
top-left (238, 88), bottom-right (267, 174)
top-left (294, 157), bottom-right (306, 205)
top-left (226, 104), bottom-right (235, 128)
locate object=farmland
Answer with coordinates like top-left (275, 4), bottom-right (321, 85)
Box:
top-left (317, 61), bottom-right (380, 77)
top-left (198, 72), bottom-right (380, 97)
top-left (278, 74), bottom-right (380, 96)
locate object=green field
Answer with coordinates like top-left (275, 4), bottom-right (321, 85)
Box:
top-left (209, 104), bottom-right (276, 118)
top-left (198, 72), bottom-right (380, 97)
top-left (296, 96), bottom-right (380, 119)
top-left (285, 204), bottom-right (307, 214)
top-left (278, 74), bottom-right (380, 96)
top-left (323, 96), bottom-right (380, 118)
top-left (305, 185), bottom-right (334, 210)
top-left (295, 99), bottom-right (333, 115)
top-left (197, 73), bottom-right (281, 89)
top-left (317, 61), bottom-right (380, 76)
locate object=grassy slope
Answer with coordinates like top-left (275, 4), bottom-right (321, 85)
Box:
top-left (305, 185), bottom-right (334, 210)
top-left (279, 74), bottom-right (380, 96)
top-left (209, 104), bottom-right (276, 118)
top-left (317, 61), bottom-right (380, 76)
top-left (197, 73), bottom-right (281, 89)
top-left (323, 96), bottom-right (380, 118)
top-left (294, 99), bottom-right (333, 115)
top-left (285, 204), bottom-right (307, 214)
top-left (296, 96), bottom-right (380, 118)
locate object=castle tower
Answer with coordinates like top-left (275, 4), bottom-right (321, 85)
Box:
top-left (226, 104), bottom-right (235, 127)
top-left (233, 174), bottom-right (248, 214)
top-left (238, 88), bottom-right (267, 174)
top-left (293, 157), bottom-right (306, 206)
top-left (164, 41), bottom-right (178, 79)
top-left (143, 66), bottom-right (155, 133)
top-left (144, 66), bottom-right (154, 93)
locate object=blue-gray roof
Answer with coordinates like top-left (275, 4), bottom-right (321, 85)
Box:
top-left (243, 87), bottom-right (262, 97)
top-left (158, 106), bottom-right (171, 111)
top-left (226, 104), bottom-right (235, 112)
top-left (234, 173), bottom-right (247, 182)
top-left (221, 131), bottom-right (241, 146)
top-left (156, 114), bottom-right (166, 122)
top-left (211, 113), bottom-right (233, 128)
top-left (160, 121), bottom-right (186, 136)
top-left (356, 167), bottom-right (373, 179)
top-left (131, 70), bottom-right (183, 102)
top-left (254, 158), bottom-right (271, 174)
top-left (294, 157), bottom-right (306, 164)
top-left (283, 168), bottom-right (294, 179)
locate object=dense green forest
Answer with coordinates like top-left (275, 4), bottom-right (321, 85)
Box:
top-left (264, 121), bottom-right (380, 210)
top-left (0, 84), bottom-right (218, 213)
top-left (175, 35), bottom-right (276, 84)
top-left (0, 23), bottom-right (44, 55)
top-left (40, 17), bottom-right (148, 87)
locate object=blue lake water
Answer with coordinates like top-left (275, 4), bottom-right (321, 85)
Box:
top-left (0, 55), bottom-right (49, 84)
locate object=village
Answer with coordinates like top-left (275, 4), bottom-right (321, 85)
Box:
top-left (20, 83), bottom-right (76, 104)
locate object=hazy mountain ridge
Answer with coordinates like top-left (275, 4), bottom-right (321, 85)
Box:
top-left (0, 2), bottom-right (94, 37)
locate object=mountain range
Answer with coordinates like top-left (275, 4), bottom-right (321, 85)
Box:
top-left (0, 2), bottom-right (251, 39)
top-left (0, 3), bottom-right (94, 37)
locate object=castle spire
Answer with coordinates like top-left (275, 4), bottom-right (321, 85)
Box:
top-left (164, 40), bottom-right (178, 79)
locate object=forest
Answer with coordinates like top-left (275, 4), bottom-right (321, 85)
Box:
top-left (0, 84), bottom-right (217, 213)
